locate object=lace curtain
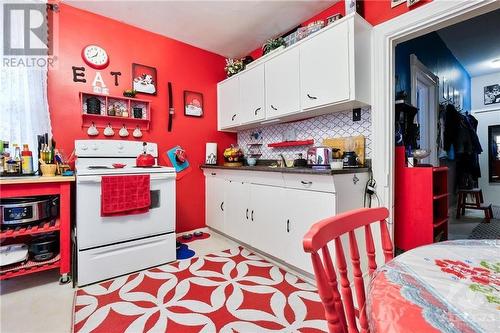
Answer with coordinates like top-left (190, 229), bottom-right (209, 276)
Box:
top-left (0, 3), bottom-right (52, 172)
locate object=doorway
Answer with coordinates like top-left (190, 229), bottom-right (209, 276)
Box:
top-left (371, 0), bottom-right (500, 238)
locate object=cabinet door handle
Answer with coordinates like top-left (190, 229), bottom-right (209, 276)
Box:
top-left (220, 202), bottom-right (224, 211)
top-left (254, 107), bottom-right (261, 115)
top-left (286, 219), bottom-right (290, 233)
top-left (271, 105), bottom-right (278, 111)
top-left (211, 172), bottom-right (216, 176)
top-left (251, 210), bottom-right (254, 221)
top-left (307, 93), bottom-right (318, 100)
top-left (301, 180), bottom-right (313, 185)
top-left (246, 208), bottom-right (249, 220)
top-left (231, 114), bottom-right (237, 121)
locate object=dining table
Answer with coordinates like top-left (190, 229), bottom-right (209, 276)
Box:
top-left (367, 240), bottom-right (499, 333)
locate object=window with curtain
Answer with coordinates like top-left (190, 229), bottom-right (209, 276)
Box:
top-left (0, 2), bottom-right (52, 172)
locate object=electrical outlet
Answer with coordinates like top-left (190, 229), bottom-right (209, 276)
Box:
top-left (353, 108), bottom-right (361, 121)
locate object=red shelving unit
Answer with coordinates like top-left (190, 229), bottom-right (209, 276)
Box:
top-left (267, 139), bottom-right (314, 148)
top-left (80, 92), bottom-right (151, 131)
top-left (394, 146), bottom-right (449, 251)
top-left (0, 177), bottom-right (73, 283)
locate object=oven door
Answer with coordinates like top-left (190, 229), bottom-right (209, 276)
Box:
top-left (76, 173), bottom-right (175, 250)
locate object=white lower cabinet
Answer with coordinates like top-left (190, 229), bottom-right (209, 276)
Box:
top-left (282, 189), bottom-right (336, 273)
top-left (204, 169), bottom-right (368, 275)
top-left (205, 175), bottom-right (225, 232)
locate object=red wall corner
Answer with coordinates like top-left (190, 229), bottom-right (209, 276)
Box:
top-left (48, 4), bottom-right (236, 233)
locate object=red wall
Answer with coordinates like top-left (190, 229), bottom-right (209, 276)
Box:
top-left (48, 4), bottom-right (236, 233)
top-left (249, 0), bottom-right (431, 59)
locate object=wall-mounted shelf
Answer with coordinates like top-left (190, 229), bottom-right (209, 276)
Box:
top-left (80, 92), bottom-right (151, 131)
top-left (267, 139), bottom-right (314, 148)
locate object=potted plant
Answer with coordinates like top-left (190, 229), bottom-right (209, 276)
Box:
top-left (262, 37), bottom-right (286, 55)
top-left (224, 58), bottom-right (245, 77)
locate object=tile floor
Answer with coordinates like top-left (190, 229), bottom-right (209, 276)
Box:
top-left (0, 228), bottom-right (237, 333)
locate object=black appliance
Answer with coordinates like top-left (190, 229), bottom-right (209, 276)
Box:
top-left (342, 151), bottom-right (359, 168)
top-left (29, 233), bottom-right (59, 261)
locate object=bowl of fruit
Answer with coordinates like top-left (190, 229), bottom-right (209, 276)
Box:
top-left (223, 145), bottom-right (244, 167)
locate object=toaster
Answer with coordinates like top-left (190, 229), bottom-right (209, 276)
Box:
top-left (306, 147), bottom-right (331, 167)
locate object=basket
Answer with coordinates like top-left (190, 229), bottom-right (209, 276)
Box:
top-left (40, 164), bottom-right (57, 177)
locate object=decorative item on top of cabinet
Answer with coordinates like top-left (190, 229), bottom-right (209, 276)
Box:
top-left (123, 89), bottom-right (137, 98)
top-left (262, 37), bottom-right (286, 55)
top-left (224, 58), bottom-right (245, 78)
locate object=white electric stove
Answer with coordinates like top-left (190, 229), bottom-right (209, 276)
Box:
top-left (74, 140), bottom-right (176, 286)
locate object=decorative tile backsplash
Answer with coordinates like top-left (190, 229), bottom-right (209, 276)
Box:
top-left (237, 108), bottom-right (372, 160)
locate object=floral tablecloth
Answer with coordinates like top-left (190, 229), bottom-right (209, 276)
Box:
top-left (367, 240), bottom-right (499, 332)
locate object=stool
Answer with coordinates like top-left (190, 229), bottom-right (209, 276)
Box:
top-left (456, 188), bottom-right (492, 222)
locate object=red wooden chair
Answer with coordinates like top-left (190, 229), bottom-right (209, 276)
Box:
top-left (303, 207), bottom-right (394, 333)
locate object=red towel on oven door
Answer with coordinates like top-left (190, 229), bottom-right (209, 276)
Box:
top-left (101, 175), bottom-right (151, 217)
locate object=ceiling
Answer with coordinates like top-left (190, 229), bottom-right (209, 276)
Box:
top-left (437, 9), bottom-right (500, 77)
top-left (66, 0), bottom-right (337, 58)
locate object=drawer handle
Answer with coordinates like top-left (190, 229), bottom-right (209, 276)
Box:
top-left (286, 219), bottom-right (290, 233)
top-left (211, 172), bottom-right (216, 176)
top-left (246, 208), bottom-right (249, 220)
top-left (301, 180), bottom-right (313, 185)
top-left (271, 105), bottom-right (278, 111)
top-left (254, 107), bottom-right (261, 115)
top-left (307, 94), bottom-right (318, 100)
top-left (231, 114), bottom-right (237, 121)
top-left (251, 210), bottom-right (254, 221)
top-left (220, 202), bottom-right (224, 211)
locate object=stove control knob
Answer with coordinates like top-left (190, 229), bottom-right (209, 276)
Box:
top-left (91, 144), bottom-right (98, 151)
top-left (80, 145), bottom-right (88, 151)
top-left (147, 146), bottom-right (154, 152)
top-left (118, 144), bottom-right (124, 151)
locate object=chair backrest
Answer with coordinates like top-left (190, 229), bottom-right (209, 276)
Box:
top-left (303, 207), bottom-right (393, 333)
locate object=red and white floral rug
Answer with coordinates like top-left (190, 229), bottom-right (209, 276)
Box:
top-left (73, 247), bottom-right (327, 332)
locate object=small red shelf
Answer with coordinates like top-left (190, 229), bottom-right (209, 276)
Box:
top-left (0, 219), bottom-right (60, 240)
top-left (80, 92), bottom-right (151, 131)
top-left (267, 139), bottom-right (314, 148)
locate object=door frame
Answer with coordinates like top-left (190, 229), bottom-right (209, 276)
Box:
top-left (371, 0), bottom-right (500, 236)
top-left (410, 54), bottom-right (439, 165)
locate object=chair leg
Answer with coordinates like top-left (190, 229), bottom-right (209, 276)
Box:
top-left (461, 194), bottom-right (466, 215)
top-left (474, 193), bottom-right (481, 208)
top-left (479, 189), bottom-right (484, 204)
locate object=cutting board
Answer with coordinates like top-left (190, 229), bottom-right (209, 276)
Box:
top-left (322, 135), bottom-right (366, 166)
top-left (166, 146), bottom-right (189, 173)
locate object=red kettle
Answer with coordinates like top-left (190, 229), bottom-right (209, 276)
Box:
top-left (136, 142), bottom-right (155, 167)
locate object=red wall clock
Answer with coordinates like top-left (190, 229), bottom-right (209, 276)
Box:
top-left (81, 45), bottom-right (109, 69)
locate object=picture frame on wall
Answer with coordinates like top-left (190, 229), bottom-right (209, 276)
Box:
top-left (391, 0), bottom-right (406, 8)
top-left (132, 63), bottom-right (157, 95)
top-left (484, 84), bottom-right (500, 105)
top-left (184, 91), bottom-right (204, 117)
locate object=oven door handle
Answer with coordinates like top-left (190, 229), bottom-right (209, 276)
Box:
top-left (77, 173), bottom-right (176, 183)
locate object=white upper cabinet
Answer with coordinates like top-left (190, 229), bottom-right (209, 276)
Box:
top-left (300, 22), bottom-right (350, 110)
top-left (265, 47), bottom-right (301, 118)
top-left (217, 77), bottom-right (240, 129)
top-left (217, 13), bottom-right (372, 132)
top-left (239, 65), bottom-right (266, 124)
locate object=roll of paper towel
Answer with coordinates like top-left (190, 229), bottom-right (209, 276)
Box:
top-left (205, 143), bottom-right (217, 164)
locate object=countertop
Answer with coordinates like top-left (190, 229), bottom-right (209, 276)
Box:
top-left (201, 164), bottom-right (370, 175)
top-left (0, 175), bottom-right (76, 185)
